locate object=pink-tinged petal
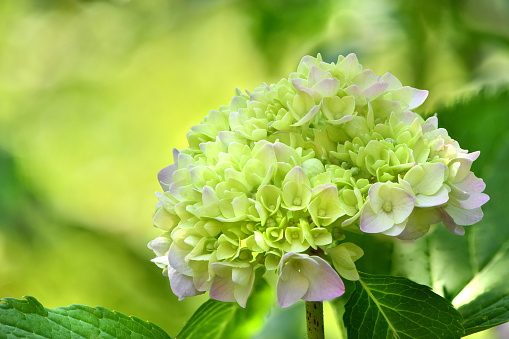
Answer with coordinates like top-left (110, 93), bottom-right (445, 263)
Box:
top-left (312, 78), bottom-right (340, 97)
top-left (327, 114), bottom-right (356, 125)
top-left (291, 105), bottom-right (321, 127)
top-left (172, 148), bottom-right (180, 163)
top-left (168, 266), bottom-right (202, 301)
top-left (408, 88), bottom-right (428, 109)
top-left (277, 265), bottom-right (309, 308)
top-left (360, 202), bottom-right (394, 233)
top-left (169, 243), bottom-right (193, 275)
top-left (291, 78), bottom-right (307, 90)
top-left (451, 191), bottom-right (489, 209)
top-left (380, 72), bottom-right (403, 90)
top-left (303, 257), bottom-right (345, 302)
top-left (363, 81), bottom-right (389, 100)
top-left (352, 69), bottom-right (377, 90)
top-left (210, 275), bottom-right (236, 303)
top-left (192, 266), bottom-right (213, 292)
top-left (397, 110), bottom-right (419, 126)
top-left (455, 172), bottom-right (486, 194)
top-left (210, 262), bottom-right (254, 308)
top-left (391, 189), bottom-right (416, 224)
top-left (344, 84), bottom-right (363, 98)
top-left (382, 220), bottom-right (407, 236)
top-left (158, 164), bottom-right (176, 191)
top-left (415, 186), bottom-right (449, 207)
top-left (444, 204), bottom-right (483, 226)
top-left (291, 79), bottom-right (321, 101)
top-left (458, 151), bottom-right (480, 162)
top-left (422, 116), bottom-right (438, 133)
top-left (308, 65), bottom-right (327, 87)
top-left (298, 55), bottom-right (319, 73)
top-left (442, 209), bottom-right (466, 235)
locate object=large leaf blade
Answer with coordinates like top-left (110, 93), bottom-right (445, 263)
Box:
top-left (343, 272), bottom-right (464, 339)
top-left (0, 296), bottom-right (171, 339)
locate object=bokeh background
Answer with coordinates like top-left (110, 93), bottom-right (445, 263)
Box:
top-left (0, 0), bottom-right (508, 338)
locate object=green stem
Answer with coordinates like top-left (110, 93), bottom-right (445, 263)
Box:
top-left (306, 301), bottom-right (324, 339)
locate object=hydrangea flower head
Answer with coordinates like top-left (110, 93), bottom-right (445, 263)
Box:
top-left (149, 53), bottom-right (488, 307)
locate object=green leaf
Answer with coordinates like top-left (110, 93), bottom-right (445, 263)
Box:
top-left (0, 296), bottom-right (171, 338)
top-left (458, 288), bottom-right (509, 336)
top-left (177, 276), bottom-right (272, 339)
top-left (343, 272), bottom-right (464, 339)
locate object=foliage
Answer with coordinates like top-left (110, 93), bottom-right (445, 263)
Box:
top-left (344, 273), bottom-right (464, 338)
top-left (0, 296), bottom-right (171, 339)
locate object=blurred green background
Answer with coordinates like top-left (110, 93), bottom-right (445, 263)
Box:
top-left (0, 0), bottom-right (508, 338)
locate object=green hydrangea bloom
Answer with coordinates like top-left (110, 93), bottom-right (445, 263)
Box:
top-left (149, 54), bottom-right (488, 307)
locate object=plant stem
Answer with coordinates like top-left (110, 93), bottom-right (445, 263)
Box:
top-left (306, 301), bottom-right (324, 339)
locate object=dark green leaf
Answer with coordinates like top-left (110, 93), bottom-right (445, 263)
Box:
top-left (177, 276), bottom-right (272, 339)
top-left (343, 272), bottom-right (464, 339)
top-left (458, 288), bottom-right (509, 336)
top-left (0, 296), bottom-right (171, 338)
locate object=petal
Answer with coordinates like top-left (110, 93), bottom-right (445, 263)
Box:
top-left (408, 88), bottom-right (428, 109)
top-left (327, 114), bottom-right (356, 125)
top-left (397, 222), bottom-right (431, 240)
top-left (363, 82), bottom-right (389, 101)
top-left (390, 188), bottom-right (416, 223)
top-left (458, 192), bottom-right (490, 209)
top-left (312, 78), bottom-right (340, 97)
top-left (352, 69), bottom-right (377, 90)
top-left (169, 243), bottom-right (193, 275)
top-left (303, 256), bottom-right (345, 301)
top-left (158, 164), bottom-right (176, 191)
top-left (444, 205), bottom-right (483, 226)
top-left (210, 275), bottom-right (236, 303)
top-left (336, 53), bottom-right (361, 80)
top-left (234, 277), bottom-right (255, 308)
top-left (367, 182), bottom-right (384, 213)
top-left (382, 220), bottom-right (407, 236)
top-left (148, 237), bottom-right (171, 257)
top-left (344, 84), bottom-right (363, 99)
top-left (415, 186), bottom-right (449, 207)
top-left (406, 163), bottom-right (446, 195)
top-left (291, 105), bottom-right (321, 127)
top-left (277, 267), bottom-right (309, 308)
top-left (168, 266), bottom-right (202, 301)
top-left (329, 245), bottom-right (356, 270)
top-left (442, 209), bottom-right (466, 235)
top-left (448, 157), bottom-right (474, 183)
top-left (360, 202), bottom-right (395, 233)
top-left (380, 72), bottom-right (403, 91)
top-left (308, 65), bottom-right (327, 87)
top-left (455, 171), bottom-right (486, 194)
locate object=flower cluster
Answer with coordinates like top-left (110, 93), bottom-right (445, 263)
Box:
top-left (148, 54), bottom-right (488, 308)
